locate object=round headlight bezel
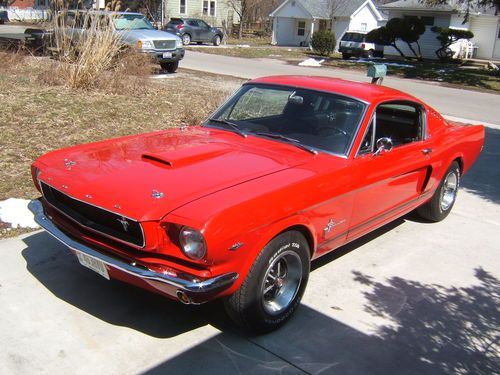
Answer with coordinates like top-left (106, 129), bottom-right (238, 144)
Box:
top-left (179, 226), bottom-right (207, 260)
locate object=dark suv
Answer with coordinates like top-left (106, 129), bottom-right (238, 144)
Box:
top-left (165, 18), bottom-right (223, 46)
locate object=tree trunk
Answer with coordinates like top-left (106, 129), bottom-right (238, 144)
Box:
top-left (406, 42), bottom-right (419, 59)
top-left (391, 43), bottom-right (408, 60)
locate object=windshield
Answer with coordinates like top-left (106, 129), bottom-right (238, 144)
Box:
top-left (342, 32), bottom-right (365, 42)
top-left (114, 14), bottom-right (154, 30)
top-left (206, 84), bottom-right (366, 156)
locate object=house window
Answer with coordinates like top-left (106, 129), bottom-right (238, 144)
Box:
top-left (298, 21), bottom-right (306, 36)
top-left (360, 23), bottom-right (367, 31)
top-left (180, 0), bottom-right (186, 15)
top-left (203, 1), bottom-right (216, 16)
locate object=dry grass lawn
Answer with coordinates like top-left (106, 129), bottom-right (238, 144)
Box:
top-left (0, 54), bottom-right (243, 236)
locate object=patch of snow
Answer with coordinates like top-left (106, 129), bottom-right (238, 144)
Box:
top-left (299, 58), bottom-right (325, 67)
top-left (0, 198), bottom-right (39, 229)
top-left (236, 44), bottom-right (250, 48)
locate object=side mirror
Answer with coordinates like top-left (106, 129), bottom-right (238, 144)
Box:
top-left (374, 137), bottom-right (393, 156)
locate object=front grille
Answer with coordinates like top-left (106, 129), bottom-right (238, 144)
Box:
top-left (153, 40), bottom-right (176, 50)
top-left (41, 182), bottom-right (144, 247)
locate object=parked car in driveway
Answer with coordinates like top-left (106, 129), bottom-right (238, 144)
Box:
top-left (29, 76), bottom-right (484, 333)
top-left (165, 17), bottom-right (223, 46)
top-left (339, 31), bottom-right (384, 59)
top-left (61, 10), bottom-right (184, 72)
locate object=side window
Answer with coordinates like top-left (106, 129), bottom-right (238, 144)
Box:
top-left (198, 20), bottom-right (209, 28)
top-left (375, 102), bottom-right (424, 147)
top-left (187, 19), bottom-right (198, 27)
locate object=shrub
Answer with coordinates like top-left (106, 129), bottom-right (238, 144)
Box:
top-left (431, 26), bottom-right (474, 61)
top-left (52, 10), bottom-right (127, 90)
top-left (311, 30), bottom-right (336, 56)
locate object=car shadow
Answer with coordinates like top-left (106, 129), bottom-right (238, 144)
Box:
top-left (143, 268), bottom-right (499, 375)
top-left (460, 126), bottom-right (500, 204)
top-left (21, 217), bottom-right (407, 339)
top-left (21, 232), bottom-right (221, 338)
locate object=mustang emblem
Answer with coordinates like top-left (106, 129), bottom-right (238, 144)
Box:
top-left (117, 216), bottom-right (130, 232)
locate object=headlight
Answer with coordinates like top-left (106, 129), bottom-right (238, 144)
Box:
top-left (136, 40), bottom-right (154, 49)
top-left (179, 226), bottom-right (207, 260)
top-left (176, 37), bottom-right (183, 48)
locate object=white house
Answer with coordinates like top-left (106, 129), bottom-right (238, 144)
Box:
top-left (269, 0), bottom-right (384, 48)
top-left (380, 0), bottom-right (500, 60)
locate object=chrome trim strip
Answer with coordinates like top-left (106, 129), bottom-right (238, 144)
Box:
top-left (40, 182), bottom-right (146, 249)
top-left (29, 199), bottom-right (239, 294)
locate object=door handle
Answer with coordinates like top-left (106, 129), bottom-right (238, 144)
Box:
top-left (421, 148), bottom-right (433, 155)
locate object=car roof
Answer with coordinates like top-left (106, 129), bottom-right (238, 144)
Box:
top-left (248, 76), bottom-right (420, 104)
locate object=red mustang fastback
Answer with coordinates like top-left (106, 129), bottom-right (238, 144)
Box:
top-left (29, 76), bottom-right (484, 332)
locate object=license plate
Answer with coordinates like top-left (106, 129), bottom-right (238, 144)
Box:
top-left (76, 252), bottom-right (110, 280)
top-left (163, 52), bottom-right (172, 58)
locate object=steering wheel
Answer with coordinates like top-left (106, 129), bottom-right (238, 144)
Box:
top-left (316, 126), bottom-right (350, 137)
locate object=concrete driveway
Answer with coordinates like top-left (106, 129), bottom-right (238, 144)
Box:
top-left (1, 123), bottom-right (499, 374)
top-left (181, 51), bottom-right (500, 126)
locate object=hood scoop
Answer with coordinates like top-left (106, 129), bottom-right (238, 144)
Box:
top-left (141, 143), bottom-right (232, 168)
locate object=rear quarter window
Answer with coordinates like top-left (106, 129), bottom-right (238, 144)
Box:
top-left (341, 32), bottom-right (365, 42)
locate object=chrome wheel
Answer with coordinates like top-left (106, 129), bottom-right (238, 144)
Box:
top-left (182, 34), bottom-right (191, 45)
top-left (440, 170), bottom-right (458, 211)
top-left (261, 250), bottom-right (302, 315)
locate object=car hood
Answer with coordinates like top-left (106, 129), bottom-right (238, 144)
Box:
top-left (36, 127), bottom-right (311, 221)
top-left (119, 28), bottom-right (178, 41)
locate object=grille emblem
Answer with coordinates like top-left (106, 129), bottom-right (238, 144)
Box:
top-left (117, 216), bottom-right (130, 232)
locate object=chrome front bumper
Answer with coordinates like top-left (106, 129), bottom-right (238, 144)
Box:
top-left (28, 199), bottom-right (238, 301)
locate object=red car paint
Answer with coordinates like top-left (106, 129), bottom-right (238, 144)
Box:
top-left (30, 76), bottom-right (485, 304)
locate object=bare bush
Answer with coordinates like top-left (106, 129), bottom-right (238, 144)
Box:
top-left (51, 10), bottom-right (127, 90)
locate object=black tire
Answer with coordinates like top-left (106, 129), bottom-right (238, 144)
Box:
top-left (365, 49), bottom-right (374, 58)
top-left (224, 230), bottom-right (310, 333)
top-left (417, 161), bottom-right (460, 222)
top-left (181, 33), bottom-right (191, 45)
top-left (213, 35), bottom-right (222, 46)
top-left (160, 61), bottom-right (179, 73)
top-left (342, 53), bottom-right (351, 60)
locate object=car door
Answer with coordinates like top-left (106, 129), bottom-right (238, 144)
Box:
top-left (348, 100), bottom-right (434, 240)
top-left (186, 19), bottom-right (203, 41)
top-left (197, 20), bottom-right (212, 41)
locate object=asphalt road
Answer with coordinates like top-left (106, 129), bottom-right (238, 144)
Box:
top-left (1, 52), bottom-right (499, 374)
top-left (181, 51), bottom-right (500, 126)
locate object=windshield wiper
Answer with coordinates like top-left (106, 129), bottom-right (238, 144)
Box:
top-left (254, 132), bottom-right (318, 155)
top-left (207, 118), bottom-right (247, 138)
